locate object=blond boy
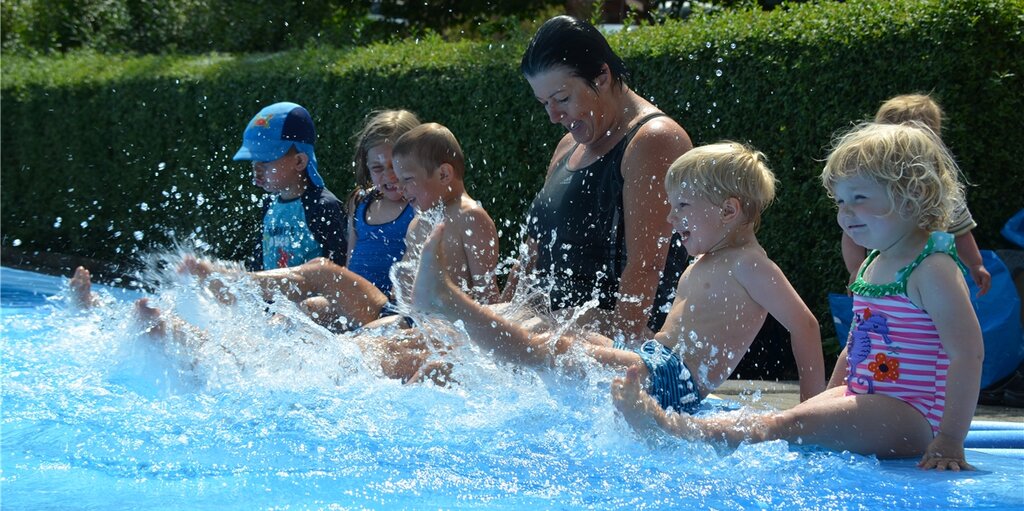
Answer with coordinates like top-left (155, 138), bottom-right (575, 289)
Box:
top-left (411, 142), bottom-right (826, 410)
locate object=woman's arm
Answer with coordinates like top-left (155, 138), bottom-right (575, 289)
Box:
top-left (616, 117), bottom-right (692, 339)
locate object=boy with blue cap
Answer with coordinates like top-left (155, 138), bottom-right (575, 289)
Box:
top-left (234, 102), bottom-right (346, 270)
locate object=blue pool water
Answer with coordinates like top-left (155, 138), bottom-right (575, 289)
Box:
top-left (2, 266), bottom-right (1022, 510)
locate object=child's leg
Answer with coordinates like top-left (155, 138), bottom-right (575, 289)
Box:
top-left (181, 256), bottom-right (386, 327)
top-left (413, 224), bottom-right (576, 366)
top-left (276, 260), bottom-right (388, 327)
top-left (613, 371), bottom-right (933, 458)
top-left (413, 224), bottom-right (647, 373)
top-left (133, 298), bottom-right (246, 369)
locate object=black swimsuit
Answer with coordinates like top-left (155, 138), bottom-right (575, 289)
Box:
top-left (526, 113), bottom-right (687, 330)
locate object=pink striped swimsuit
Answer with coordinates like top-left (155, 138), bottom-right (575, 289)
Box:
top-left (844, 232), bottom-right (965, 435)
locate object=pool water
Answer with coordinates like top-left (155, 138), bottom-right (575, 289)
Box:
top-left (2, 266), bottom-right (1022, 510)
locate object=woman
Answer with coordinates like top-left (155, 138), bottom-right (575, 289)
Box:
top-left (504, 15), bottom-right (693, 341)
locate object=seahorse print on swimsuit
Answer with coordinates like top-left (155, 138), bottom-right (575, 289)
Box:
top-left (846, 308), bottom-right (895, 394)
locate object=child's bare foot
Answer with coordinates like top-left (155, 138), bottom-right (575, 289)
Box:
top-left (178, 255), bottom-right (216, 280)
top-left (178, 255), bottom-right (236, 304)
top-left (411, 224), bottom-right (459, 315)
top-left (69, 266), bottom-right (98, 309)
top-left (133, 298), bottom-right (168, 338)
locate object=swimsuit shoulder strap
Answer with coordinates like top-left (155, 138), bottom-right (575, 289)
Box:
top-left (850, 232), bottom-right (966, 297)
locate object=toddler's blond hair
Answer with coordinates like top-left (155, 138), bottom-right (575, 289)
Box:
top-left (665, 142), bottom-right (777, 231)
top-left (875, 93), bottom-right (943, 135)
top-left (821, 122), bottom-right (963, 232)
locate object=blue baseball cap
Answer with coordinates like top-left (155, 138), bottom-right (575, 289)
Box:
top-left (233, 102), bottom-right (324, 188)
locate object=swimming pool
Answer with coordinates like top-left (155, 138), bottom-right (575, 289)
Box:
top-left (2, 266), bottom-right (1022, 509)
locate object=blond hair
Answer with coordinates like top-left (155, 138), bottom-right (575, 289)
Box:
top-left (352, 109), bottom-right (421, 188)
top-left (665, 142), bottom-right (777, 231)
top-left (875, 93), bottom-right (944, 135)
top-left (821, 122), bottom-right (963, 232)
top-left (393, 122), bottom-right (466, 179)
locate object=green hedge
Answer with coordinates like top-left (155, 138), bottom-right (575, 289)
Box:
top-left (0, 0), bottom-right (558, 55)
top-left (3, 0), bottom-right (1023, 340)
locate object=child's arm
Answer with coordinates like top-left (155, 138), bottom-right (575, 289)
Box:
top-left (461, 208), bottom-right (501, 304)
top-left (827, 347), bottom-right (849, 390)
top-left (910, 255), bottom-right (983, 471)
top-left (954, 231), bottom-right (991, 297)
top-left (735, 255), bottom-right (827, 401)
top-left (841, 233), bottom-right (868, 287)
top-left (345, 193), bottom-right (359, 260)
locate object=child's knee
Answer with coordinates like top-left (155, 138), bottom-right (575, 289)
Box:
top-left (300, 296), bottom-right (331, 318)
top-left (628, 360), bottom-right (651, 384)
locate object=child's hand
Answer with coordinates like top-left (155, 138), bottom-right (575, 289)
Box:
top-left (612, 366), bottom-right (663, 433)
top-left (917, 432), bottom-right (974, 471)
top-left (968, 264), bottom-right (991, 297)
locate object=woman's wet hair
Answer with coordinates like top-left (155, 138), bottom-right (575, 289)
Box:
top-left (520, 15), bottom-right (629, 89)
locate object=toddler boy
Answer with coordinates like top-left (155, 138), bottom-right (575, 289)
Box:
top-left (233, 102), bottom-right (346, 270)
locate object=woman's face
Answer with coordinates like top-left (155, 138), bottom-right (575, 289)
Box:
top-left (526, 66), bottom-right (609, 146)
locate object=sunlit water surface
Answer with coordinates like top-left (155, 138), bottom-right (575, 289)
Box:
top-left (2, 266), bottom-right (1022, 510)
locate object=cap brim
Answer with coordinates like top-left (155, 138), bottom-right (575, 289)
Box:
top-left (233, 142), bottom-right (290, 162)
top-left (232, 146), bottom-right (254, 161)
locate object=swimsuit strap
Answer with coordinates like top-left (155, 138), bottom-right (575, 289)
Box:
top-left (849, 232), bottom-right (966, 297)
top-left (555, 112), bottom-right (668, 170)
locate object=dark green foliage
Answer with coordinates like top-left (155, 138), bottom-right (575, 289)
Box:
top-left (3, 0), bottom-right (1022, 340)
top-left (0, 0), bottom-right (560, 55)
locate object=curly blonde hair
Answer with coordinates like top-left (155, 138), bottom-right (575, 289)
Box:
top-left (665, 142), bottom-right (777, 231)
top-left (820, 122), bottom-right (963, 232)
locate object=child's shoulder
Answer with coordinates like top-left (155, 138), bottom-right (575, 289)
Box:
top-left (728, 242), bottom-right (784, 282)
top-left (910, 247), bottom-right (963, 284)
top-left (452, 195), bottom-right (495, 223)
top-left (716, 240), bottom-right (770, 268)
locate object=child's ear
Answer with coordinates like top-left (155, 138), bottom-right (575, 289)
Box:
top-left (437, 163), bottom-right (454, 184)
top-left (721, 197), bottom-right (742, 223)
top-left (293, 151), bottom-right (309, 170)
